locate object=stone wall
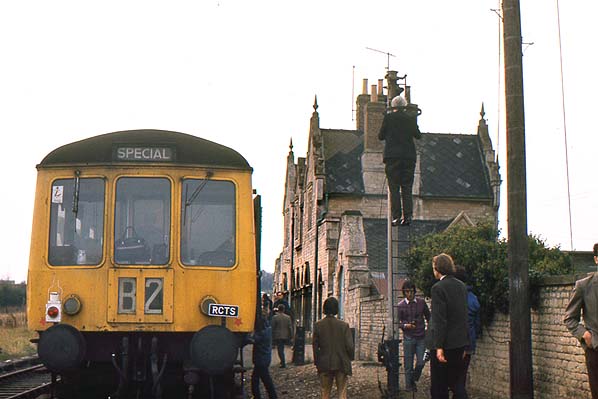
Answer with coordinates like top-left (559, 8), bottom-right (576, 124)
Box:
top-left (356, 294), bottom-right (387, 361)
top-left (416, 198), bottom-right (495, 223)
top-left (467, 275), bottom-right (591, 399)
top-left (355, 274), bottom-right (593, 398)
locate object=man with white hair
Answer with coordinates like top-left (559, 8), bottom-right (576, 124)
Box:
top-left (378, 95), bottom-right (422, 226)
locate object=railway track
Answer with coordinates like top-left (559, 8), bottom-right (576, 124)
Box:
top-left (0, 357), bottom-right (51, 399)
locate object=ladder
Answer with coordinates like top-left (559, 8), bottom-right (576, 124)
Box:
top-left (383, 201), bottom-right (415, 398)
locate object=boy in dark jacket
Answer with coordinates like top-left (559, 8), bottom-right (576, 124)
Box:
top-left (251, 316), bottom-right (277, 399)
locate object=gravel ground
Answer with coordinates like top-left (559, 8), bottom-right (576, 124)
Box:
top-left (244, 345), bottom-right (487, 399)
top-left (266, 360), bottom-right (422, 399)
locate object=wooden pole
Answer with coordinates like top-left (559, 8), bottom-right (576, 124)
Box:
top-left (502, 0), bottom-right (534, 397)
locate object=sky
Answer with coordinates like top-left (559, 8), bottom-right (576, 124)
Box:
top-left (1, 1), bottom-right (597, 283)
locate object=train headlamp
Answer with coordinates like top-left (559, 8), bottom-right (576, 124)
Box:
top-left (63, 295), bottom-right (82, 316)
top-left (200, 296), bottom-right (218, 315)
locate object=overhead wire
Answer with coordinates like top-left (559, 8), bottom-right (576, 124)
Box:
top-left (555, 0), bottom-right (574, 250)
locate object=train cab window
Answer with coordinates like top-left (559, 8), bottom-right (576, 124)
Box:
top-left (49, 178), bottom-right (105, 266)
top-left (181, 179), bottom-right (235, 267)
top-left (114, 177), bottom-right (171, 265)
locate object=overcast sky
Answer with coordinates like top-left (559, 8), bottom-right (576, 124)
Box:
top-left (1, 1), bottom-right (596, 282)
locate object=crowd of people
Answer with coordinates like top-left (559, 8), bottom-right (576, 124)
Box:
top-left (251, 243), bottom-right (598, 399)
top-left (251, 291), bottom-right (354, 399)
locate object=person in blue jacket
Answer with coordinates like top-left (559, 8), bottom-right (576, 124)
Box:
top-left (454, 265), bottom-right (481, 396)
top-left (251, 315), bottom-right (278, 399)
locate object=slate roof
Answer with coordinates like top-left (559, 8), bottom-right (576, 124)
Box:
top-left (321, 129), bottom-right (364, 194)
top-left (363, 218), bottom-right (452, 273)
top-left (320, 129), bottom-right (492, 200)
top-left (417, 133), bottom-right (492, 200)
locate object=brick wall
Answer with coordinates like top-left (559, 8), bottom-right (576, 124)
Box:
top-left (355, 275), bottom-right (593, 398)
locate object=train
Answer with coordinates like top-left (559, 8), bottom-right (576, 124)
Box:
top-left (26, 129), bottom-right (261, 398)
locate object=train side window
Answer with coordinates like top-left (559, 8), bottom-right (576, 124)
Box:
top-left (181, 179), bottom-right (236, 267)
top-left (49, 178), bottom-right (105, 266)
top-left (114, 177), bottom-right (171, 265)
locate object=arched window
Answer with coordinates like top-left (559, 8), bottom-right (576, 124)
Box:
top-left (338, 266), bottom-right (345, 319)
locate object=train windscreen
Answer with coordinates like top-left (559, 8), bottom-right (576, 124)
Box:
top-left (48, 178), bottom-right (105, 266)
top-left (181, 179), bottom-right (236, 267)
top-left (114, 177), bottom-right (171, 265)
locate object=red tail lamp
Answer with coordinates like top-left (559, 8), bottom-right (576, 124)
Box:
top-left (47, 306), bottom-right (60, 318)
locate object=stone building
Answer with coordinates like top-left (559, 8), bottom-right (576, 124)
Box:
top-left (273, 72), bottom-right (500, 334)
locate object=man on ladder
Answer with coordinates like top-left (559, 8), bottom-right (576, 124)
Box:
top-left (378, 95), bottom-right (422, 226)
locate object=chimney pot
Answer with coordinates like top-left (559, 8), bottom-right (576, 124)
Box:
top-left (362, 79), bottom-right (368, 95)
top-left (405, 86), bottom-right (411, 103)
top-left (371, 85), bottom-right (378, 102)
top-left (378, 79), bottom-right (384, 95)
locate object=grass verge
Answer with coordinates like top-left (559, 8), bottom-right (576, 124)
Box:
top-left (0, 327), bottom-right (37, 361)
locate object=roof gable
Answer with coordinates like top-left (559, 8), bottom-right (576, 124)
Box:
top-left (322, 129), bottom-right (364, 194)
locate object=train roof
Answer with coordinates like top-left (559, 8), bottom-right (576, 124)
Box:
top-left (38, 129), bottom-right (252, 170)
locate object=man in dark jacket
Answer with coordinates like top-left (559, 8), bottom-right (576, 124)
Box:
top-left (429, 253), bottom-right (470, 399)
top-left (313, 297), bottom-right (354, 399)
top-left (251, 316), bottom-right (277, 399)
top-left (378, 95), bottom-right (422, 226)
top-left (271, 291), bottom-right (292, 319)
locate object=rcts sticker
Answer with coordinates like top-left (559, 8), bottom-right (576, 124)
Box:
top-left (52, 186), bottom-right (64, 204)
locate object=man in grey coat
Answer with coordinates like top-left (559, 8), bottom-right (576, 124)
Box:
top-left (271, 304), bottom-right (293, 368)
top-left (312, 296), bottom-right (354, 399)
top-left (564, 243), bottom-right (598, 398)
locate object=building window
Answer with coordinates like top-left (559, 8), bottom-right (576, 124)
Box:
top-left (293, 200), bottom-right (302, 247)
top-left (284, 208), bottom-right (291, 247)
top-left (338, 266), bottom-right (345, 319)
top-left (307, 186), bottom-right (313, 230)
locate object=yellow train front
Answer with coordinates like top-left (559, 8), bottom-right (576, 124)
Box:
top-left (27, 129), bottom-right (259, 398)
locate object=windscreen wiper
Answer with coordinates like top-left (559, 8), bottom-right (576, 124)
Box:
top-left (72, 170), bottom-right (81, 217)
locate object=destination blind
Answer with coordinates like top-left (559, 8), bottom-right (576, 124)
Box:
top-left (113, 145), bottom-right (175, 162)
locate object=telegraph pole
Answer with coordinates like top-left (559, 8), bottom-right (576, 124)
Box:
top-left (502, 0), bottom-right (534, 397)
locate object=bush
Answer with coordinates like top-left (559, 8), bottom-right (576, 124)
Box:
top-left (405, 223), bottom-right (572, 326)
top-left (0, 283), bottom-right (26, 310)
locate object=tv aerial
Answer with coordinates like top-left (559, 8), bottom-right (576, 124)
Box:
top-left (365, 47), bottom-right (396, 71)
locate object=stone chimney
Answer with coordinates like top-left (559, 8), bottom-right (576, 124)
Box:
top-left (356, 79), bottom-right (370, 133)
top-left (361, 78), bottom-right (386, 195)
top-left (364, 84), bottom-right (385, 153)
top-left (385, 70), bottom-right (405, 102)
